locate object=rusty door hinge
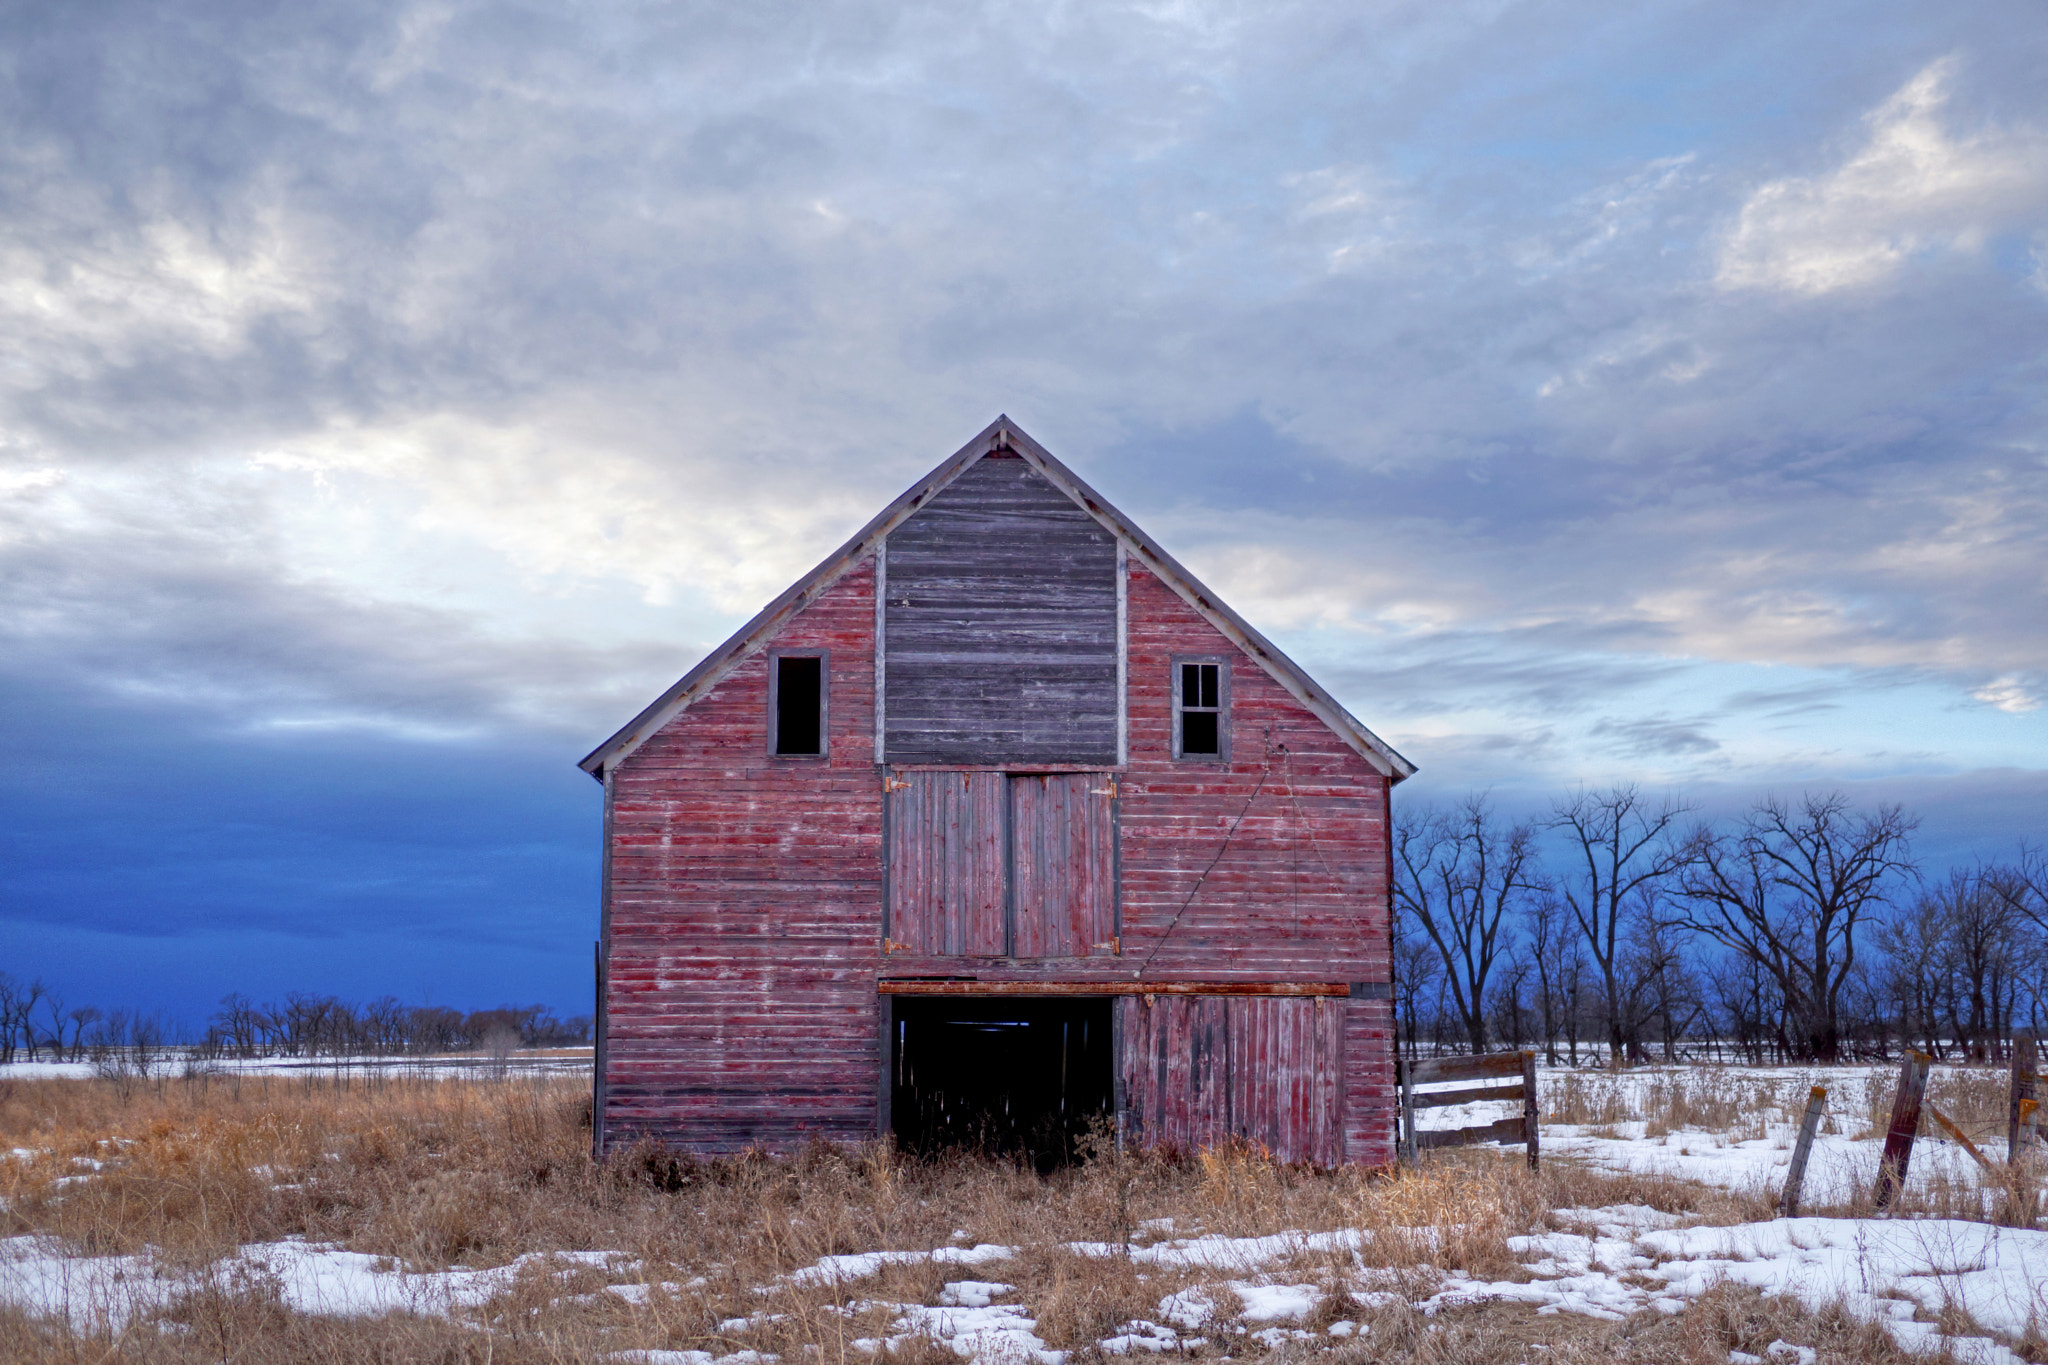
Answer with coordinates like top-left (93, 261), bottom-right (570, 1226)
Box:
top-left (883, 775), bottom-right (911, 792)
top-left (1090, 778), bottom-right (1119, 798)
top-left (882, 938), bottom-right (913, 954)
top-left (1092, 936), bottom-right (1122, 955)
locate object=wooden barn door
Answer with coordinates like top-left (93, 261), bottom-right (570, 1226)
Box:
top-left (887, 770), bottom-right (1117, 958)
top-left (1115, 995), bottom-right (1345, 1166)
top-left (1009, 773), bottom-right (1118, 957)
top-left (886, 771), bottom-right (1007, 955)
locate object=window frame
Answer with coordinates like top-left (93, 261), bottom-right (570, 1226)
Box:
top-left (767, 648), bottom-right (830, 759)
top-left (1171, 655), bottom-right (1230, 762)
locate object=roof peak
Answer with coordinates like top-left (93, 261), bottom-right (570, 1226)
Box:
top-left (579, 417), bottom-right (1414, 783)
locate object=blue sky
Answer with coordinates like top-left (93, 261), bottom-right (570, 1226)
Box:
top-left (2, 0), bottom-right (2044, 1026)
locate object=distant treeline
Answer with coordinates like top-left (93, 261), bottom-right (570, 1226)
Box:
top-left (1396, 787), bottom-right (2048, 1067)
top-left (0, 983), bottom-right (590, 1064)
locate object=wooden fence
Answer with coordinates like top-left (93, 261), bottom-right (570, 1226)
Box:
top-left (1396, 1050), bottom-right (1539, 1169)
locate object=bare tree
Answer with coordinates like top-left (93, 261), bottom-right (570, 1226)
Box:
top-left (1930, 868), bottom-right (2023, 1060)
top-left (0, 976), bottom-right (50, 1065)
top-left (1545, 785), bottom-right (1692, 1066)
top-left (1524, 893), bottom-right (1577, 1065)
top-left (1676, 792), bottom-right (1916, 1062)
top-left (64, 1007), bottom-right (101, 1062)
top-left (1392, 920), bottom-right (1441, 1060)
top-left (1873, 894), bottom-right (1948, 1058)
top-left (212, 994), bottom-right (262, 1058)
top-left (1394, 796), bottom-right (1541, 1054)
top-left (1994, 845), bottom-right (2048, 936)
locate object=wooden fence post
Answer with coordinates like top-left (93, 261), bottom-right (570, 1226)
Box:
top-left (1778, 1085), bottom-right (1826, 1218)
top-left (2011, 1033), bottom-right (2038, 1164)
top-left (1522, 1050), bottom-right (1540, 1171)
top-left (1397, 1056), bottom-right (1417, 1166)
top-left (1873, 1050), bottom-right (1931, 1212)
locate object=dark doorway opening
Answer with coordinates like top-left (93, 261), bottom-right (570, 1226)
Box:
top-left (890, 996), bottom-right (1113, 1170)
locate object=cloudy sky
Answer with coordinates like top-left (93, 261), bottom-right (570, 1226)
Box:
top-left (3, 0), bottom-right (2044, 1024)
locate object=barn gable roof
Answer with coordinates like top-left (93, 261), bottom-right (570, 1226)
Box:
top-left (579, 417), bottom-right (1416, 782)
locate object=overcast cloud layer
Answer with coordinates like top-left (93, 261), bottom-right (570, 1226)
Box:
top-left (2, 0), bottom-right (2044, 1020)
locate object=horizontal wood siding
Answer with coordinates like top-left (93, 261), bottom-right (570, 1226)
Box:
top-left (1009, 773), bottom-right (1118, 958)
top-left (1117, 994), bottom-right (1345, 1165)
top-left (884, 452), bottom-right (1119, 764)
top-left (602, 559), bottom-right (882, 1154)
top-left (1119, 562), bottom-right (1392, 985)
top-left (887, 770), bottom-right (1008, 956)
top-left (1119, 560), bottom-right (1395, 1164)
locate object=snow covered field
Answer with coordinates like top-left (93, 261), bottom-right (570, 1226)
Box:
top-left (1414, 1063), bottom-right (2018, 1211)
top-left (1, 1061), bottom-right (2042, 1363)
top-left (5, 1208), bottom-right (2045, 1363)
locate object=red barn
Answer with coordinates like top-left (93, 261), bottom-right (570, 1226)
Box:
top-left (580, 418), bottom-right (1414, 1167)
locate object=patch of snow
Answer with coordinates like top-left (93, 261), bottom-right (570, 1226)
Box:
top-left (604, 1282), bottom-right (678, 1305)
top-left (1638, 1218), bottom-right (2046, 1363)
top-left (0, 1235), bottom-right (634, 1328)
top-left (1249, 1325), bottom-right (1314, 1348)
top-left (1098, 1320), bottom-right (1180, 1354)
top-left (1071, 1227), bottom-right (1363, 1271)
top-left (784, 1244), bottom-right (1013, 1287)
top-left (1158, 1287), bottom-right (1215, 1329)
top-left (890, 1301), bottom-right (1063, 1364)
top-left (1230, 1282), bottom-right (1319, 1322)
top-left (938, 1280), bottom-right (1013, 1307)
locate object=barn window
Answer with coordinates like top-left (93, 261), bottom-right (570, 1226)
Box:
top-left (769, 651), bottom-right (826, 757)
top-left (1174, 658), bottom-right (1228, 760)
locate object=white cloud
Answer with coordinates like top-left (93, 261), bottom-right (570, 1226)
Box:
top-left (1973, 675), bottom-right (2040, 713)
top-left (1717, 56), bottom-right (2048, 295)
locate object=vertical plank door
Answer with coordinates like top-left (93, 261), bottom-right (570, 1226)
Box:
top-left (1116, 994), bottom-right (1345, 1166)
top-left (887, 770), bottom-right (1007, 955)
top-left (1009, 773), bottom-right (1118, 957)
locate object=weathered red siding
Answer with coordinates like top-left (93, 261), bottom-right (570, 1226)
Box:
top-left (599, 550), bottom-right (1396, 1167)
top-left (1117, 994), bottom-right (1346, 1166)
top-left (1118, 561), bottom-right (1395, 1167)
top-left (601, 558), bottom-right (883, 1152)
top-left (1008, 773), bottom-right (1118, 958)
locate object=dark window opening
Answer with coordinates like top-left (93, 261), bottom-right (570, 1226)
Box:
top-left (1177, 661), bottom-right (1224, 758)
top-left (772, 654), bottom-right (824, 756)
top-left (890, 996), bottom-right (1113, 1171)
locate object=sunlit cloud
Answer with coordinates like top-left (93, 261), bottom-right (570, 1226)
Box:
top-left (1717, 56), bottom-right (2048, 295)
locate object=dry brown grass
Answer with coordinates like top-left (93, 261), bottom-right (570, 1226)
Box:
top-left (1304, 1281), bottom-right (1935, 1365)
top-left (0, 1074), bottom-right (2018, 1364)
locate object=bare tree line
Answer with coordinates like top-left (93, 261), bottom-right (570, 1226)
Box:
top-left (0, 984), bottom-right (591, 1065)
top-left (1396, 786), bottom-right (2048, 1065)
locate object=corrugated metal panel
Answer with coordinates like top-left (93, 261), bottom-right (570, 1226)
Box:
top-left (884, 453), bottom-right (1119, 765)
top-left (1009, 773), bottom-right (1118, 957)
top-left (887, 770), bottom-right (1008, 955)
top-left (1116, 994), bottom-right (1345, 1166)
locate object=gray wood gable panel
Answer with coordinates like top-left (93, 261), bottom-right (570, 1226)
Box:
top-left (884, 453), bottom-right (1119, 764)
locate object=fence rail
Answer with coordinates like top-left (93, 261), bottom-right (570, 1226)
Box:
top-left (1397, 1049), bottom-right (1538, 1169)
